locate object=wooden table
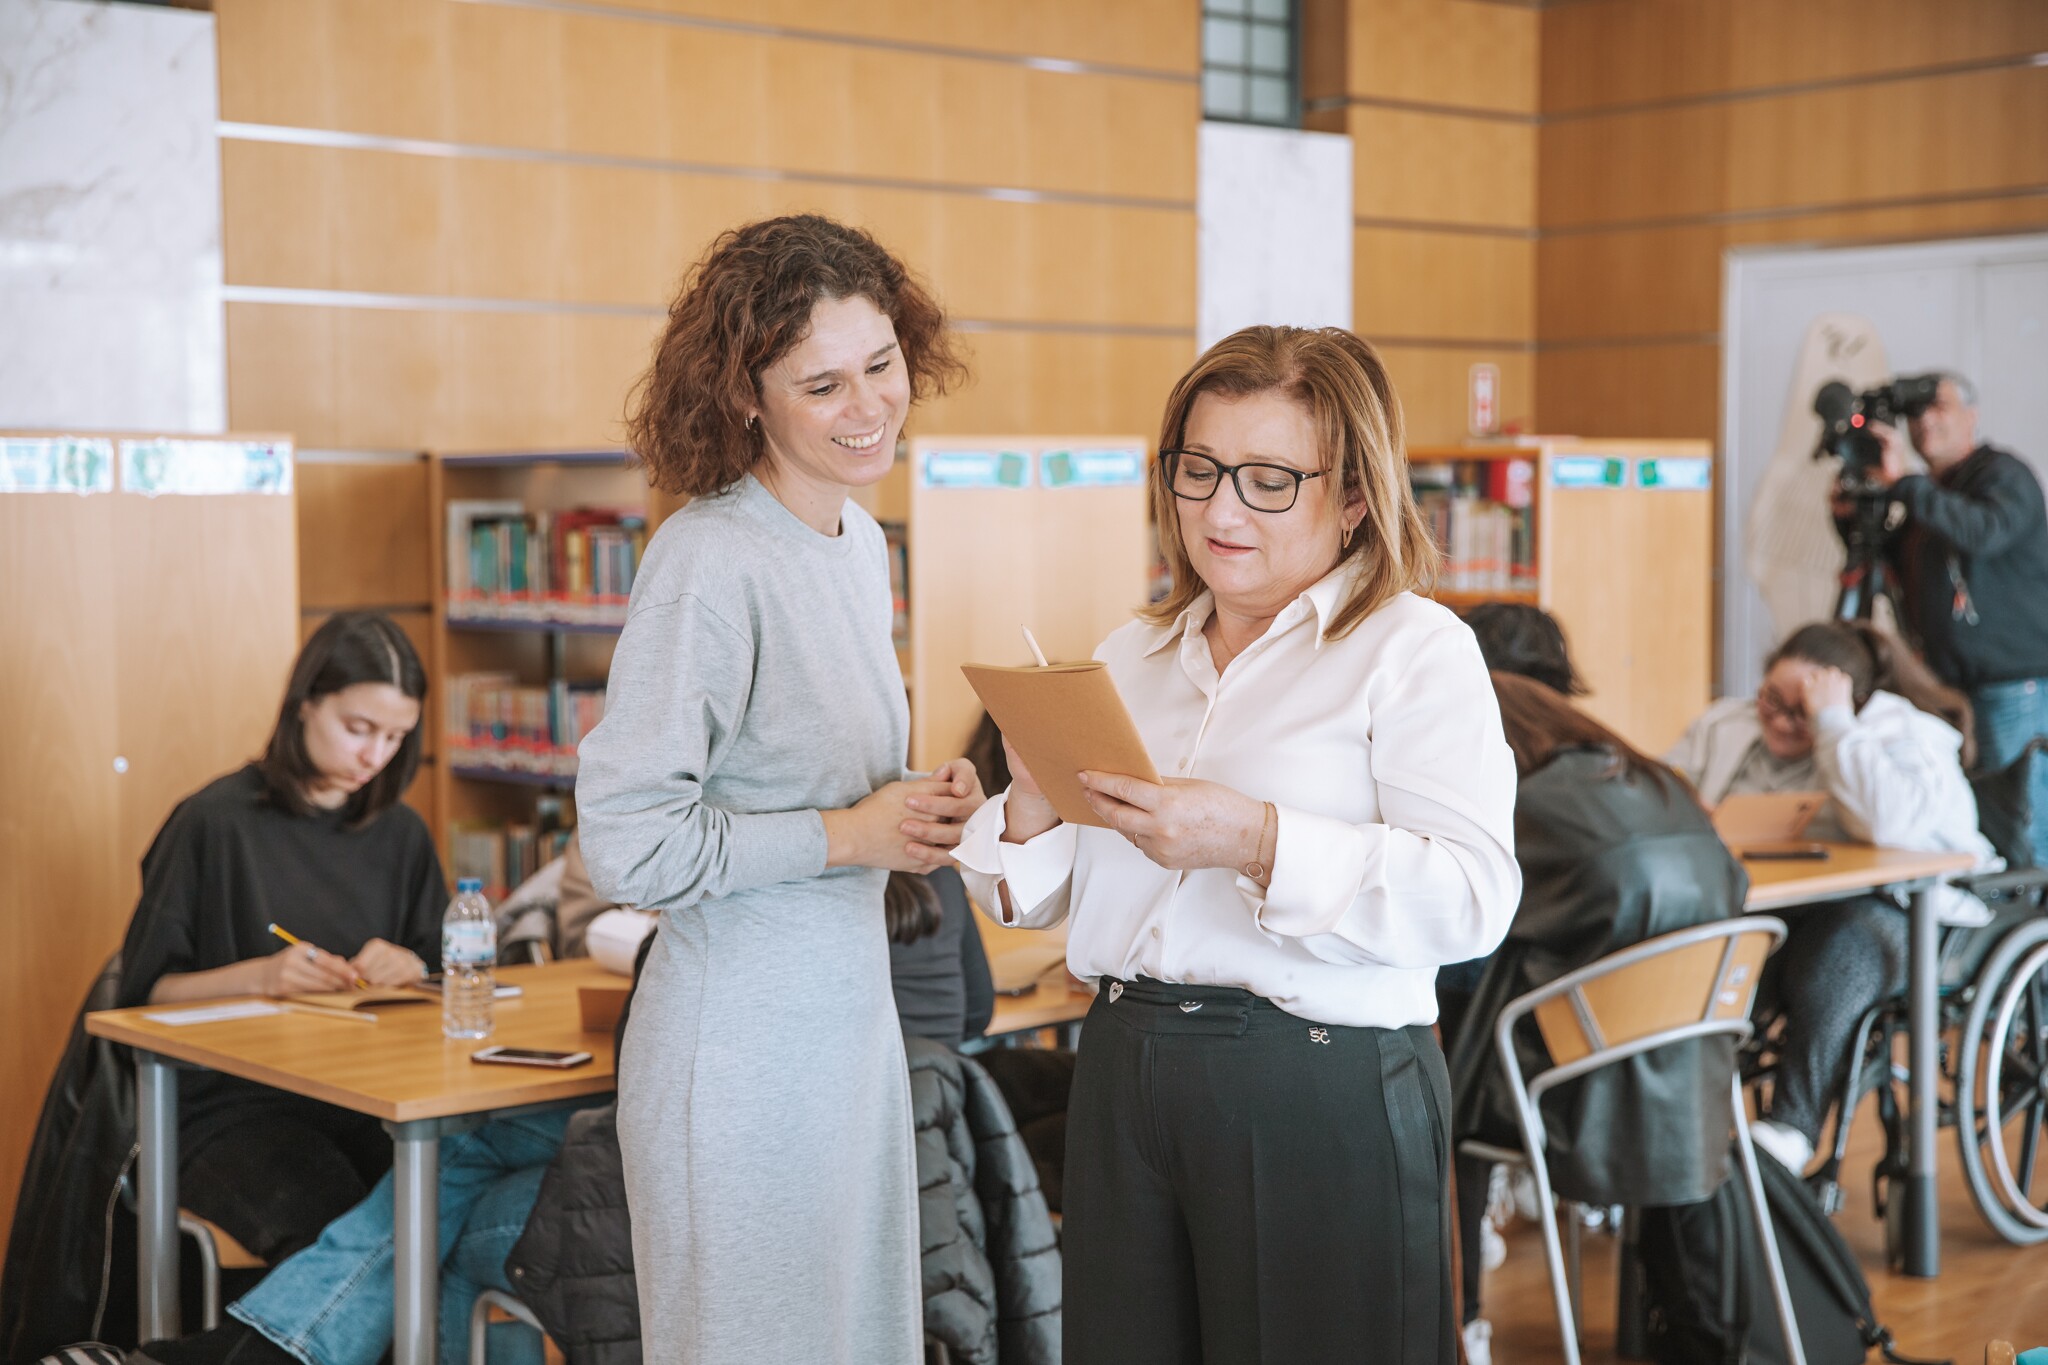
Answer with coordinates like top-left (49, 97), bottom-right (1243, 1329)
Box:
top-left (987, 976), bottom-right (1094, 1041)
top-left (86, 959), bottom-right (617, 1365)
top-left (1739, 843), bottom-right (1979, 1277)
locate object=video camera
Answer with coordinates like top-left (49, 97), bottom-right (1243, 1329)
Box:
top-left (1812, 374), bottom-right (1943, 487)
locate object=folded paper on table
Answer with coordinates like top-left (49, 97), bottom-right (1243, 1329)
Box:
top-left (961, 660), bottom-right (1160, 829)
top-left (142, 1001), bottom-right (284, 1026)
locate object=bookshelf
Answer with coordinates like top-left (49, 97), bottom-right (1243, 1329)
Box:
top-left (426, 449), bottom-right (681, 898)
top-left (1409, 438), bottom-right (1715, 756)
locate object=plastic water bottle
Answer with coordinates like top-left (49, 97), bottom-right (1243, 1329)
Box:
top-left (442, 877), bottom-right (496, 1040)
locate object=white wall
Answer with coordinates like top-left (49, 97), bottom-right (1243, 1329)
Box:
top-left (1197, 122), bottom-right (1353, 351)
top-left (0, 0), bottom-right (224, 433)
top-left (1721, 232), bottom-right (2048, 693)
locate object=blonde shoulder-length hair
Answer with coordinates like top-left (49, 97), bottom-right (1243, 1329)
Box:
top-left (1142, 325), bottom-right (1437, 641)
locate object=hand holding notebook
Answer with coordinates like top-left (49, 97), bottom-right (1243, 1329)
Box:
top-left (961, 630), bottom-right (1159, 829)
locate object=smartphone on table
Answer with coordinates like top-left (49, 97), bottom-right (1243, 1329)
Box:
top-left (1740, 844), bottom-right (1831, 862)
top-left (471, 1046), bottom-right (593, 1069)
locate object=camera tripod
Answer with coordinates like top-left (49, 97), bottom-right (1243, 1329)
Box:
top-left (1834, 483), bottom-right (1895, 622)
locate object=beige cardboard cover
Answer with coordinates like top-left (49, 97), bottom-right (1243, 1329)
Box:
top-left (961, 661), bottom-right (1160, 829)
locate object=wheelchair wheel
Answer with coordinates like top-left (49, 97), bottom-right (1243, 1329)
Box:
top-left (1956, 918), bottom-right (2048, 1244)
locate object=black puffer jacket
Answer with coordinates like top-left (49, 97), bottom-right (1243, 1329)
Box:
top-left (909, 1037), bottom-right (1061, 1365)
top-left (1447, 750), bottom-right (1749, 1208)
top-left (1, 957), bottom-right (139, 1360)
top-left (507, 1037), bottom-right (1062, 1365)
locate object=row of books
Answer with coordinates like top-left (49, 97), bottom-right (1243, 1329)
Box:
top-left (882, 522), bottom-right (908, 651)
top-left (446, 500), bottom-right (647, 626)
top-left (1416, 493), bottom-right (1537, 593)
top-left (450, 820), bottom-right (573, 904)
top-left (446, 671), bottom-right (607, 777)
top-left (1412, 459), bottom-right (1538, 594)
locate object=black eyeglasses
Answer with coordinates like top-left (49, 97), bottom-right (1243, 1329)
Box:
top-left (1160, 449), bottom-right (1327, 514)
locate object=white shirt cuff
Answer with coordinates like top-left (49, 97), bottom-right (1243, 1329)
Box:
top-left (954, 791), bottom-right (1077, 926)
top-left (1249, 804), bottom-right (1368, 939)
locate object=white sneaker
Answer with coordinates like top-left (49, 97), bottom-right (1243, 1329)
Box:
top-left (1462, 1317), bottom-right (1493, 1365)
top-left (1749, 1119), bottom-right (1816, 1174)
top-left (1479, 1217), bottom-right (1507, 1271)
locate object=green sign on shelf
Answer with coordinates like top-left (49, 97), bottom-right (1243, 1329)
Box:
top-left (1550, 456), bottom-right (1627, 489)
top-left (1041, 448), bottom-right (1145, 489)
top-left (1637, 457), bottom-right (1711, 491)
top-left (919, 449), bottom-right (1032, 490)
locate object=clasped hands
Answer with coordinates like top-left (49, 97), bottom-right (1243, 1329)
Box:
top-left (826, 757), bottom-right (986, 873)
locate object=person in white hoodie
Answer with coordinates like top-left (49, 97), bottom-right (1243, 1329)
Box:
top-left (1665, 620), bottom-right (1996, 1172)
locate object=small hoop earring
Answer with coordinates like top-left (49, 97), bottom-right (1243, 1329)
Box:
top-left (745, 414), bottom-right (758, 432)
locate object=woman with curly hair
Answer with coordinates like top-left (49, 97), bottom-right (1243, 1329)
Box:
top-left (575, 215), bottom-right (984, 1363)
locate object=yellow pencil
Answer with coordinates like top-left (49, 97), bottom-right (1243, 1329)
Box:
top-left (268, 922), bottom-right (372, 990)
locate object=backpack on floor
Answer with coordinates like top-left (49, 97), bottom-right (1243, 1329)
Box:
top-left (1638, 1144), bottom-right (1949, 1365)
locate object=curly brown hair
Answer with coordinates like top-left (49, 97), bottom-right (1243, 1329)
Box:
top-left (627, 215), bottom-right (969, 497)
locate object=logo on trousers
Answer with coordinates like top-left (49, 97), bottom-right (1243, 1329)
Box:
top-left (1308, 1028), bottom-right (1331, 1045)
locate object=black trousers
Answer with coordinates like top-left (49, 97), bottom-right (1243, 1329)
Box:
top-left (1063, 977), bottom-right (1455, 1365)
top-left (1756, 894), bottom-right (1909, 1144)
top-left (179, 1096), bottom-right (392, 1264)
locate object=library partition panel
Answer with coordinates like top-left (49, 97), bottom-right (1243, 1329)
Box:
top-left (901, 436), bottom-right (1153, 772)
top-left (1409, 438), bottom-right (1713, 757)
top-left (0, 429), bottom-right (299, 1239)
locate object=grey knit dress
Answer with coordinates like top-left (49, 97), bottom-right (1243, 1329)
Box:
top-left (576, 474), bottom-right (919, 1364)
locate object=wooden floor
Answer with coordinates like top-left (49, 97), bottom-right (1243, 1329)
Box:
top-left (1478, 1099), bottom-right (2048, 1360)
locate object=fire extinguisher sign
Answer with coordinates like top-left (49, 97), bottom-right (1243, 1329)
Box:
top-left (1468, 363), bottom-right (1500, 437)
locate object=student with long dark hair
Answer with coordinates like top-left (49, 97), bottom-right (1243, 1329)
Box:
top-left (1445, 672), bottom-right (1745, 1351)
top-left (115, 611), bottom-right (446, 1264)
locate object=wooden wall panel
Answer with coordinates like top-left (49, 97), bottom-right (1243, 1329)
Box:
top-left (1356, 228), bottom-right (1534, 341)
top-left (1540, 196), bottom-right (2048, 344)
top-left (1346, 0), bottom-right (1538, 114)
top-left (1534, 345), bottom-right (1721, 441)
top-left (296, 460), bottom-right (432, 608)
top-left (1351, 109), bottom-right (1537, 229)
top-left (222, 142), bottom-right (1196, 328)
top-left (918, 333), bottom-right (1196, 442)
top-left (1374, 347), bottom-right (1535, 446)
top-left (216, 0), bottom-right (1197, 203)
top-left (1541, 66), bottom-right (2048, 229)
top-left (1543, 0), bottom-right (2048, 114)
top-left (602, 0), bottom-right (1201, 71)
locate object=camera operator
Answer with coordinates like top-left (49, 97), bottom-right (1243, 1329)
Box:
top-left (1838, 371), bottom-right (2048, 863)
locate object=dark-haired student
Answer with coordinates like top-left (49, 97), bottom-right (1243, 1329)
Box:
top-left (1664, 619), bottom-right (1996, 1173)
top-left (114, 611), bottom-right (446, 1265)
top-left (888, 866), bottom-right (995, 1049)
top-left (1443, 673), bottom-right (1746, 1351)
top-left (1463, 600), bottom-right (1586, 699)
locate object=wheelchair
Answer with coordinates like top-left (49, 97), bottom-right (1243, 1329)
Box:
top-left (1744, 740), bottom-right (2048, 1253)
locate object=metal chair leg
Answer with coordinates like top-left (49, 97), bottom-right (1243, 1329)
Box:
top-left (177, 1214), bottom-right (221, 1331)
top-left (470, 1288), bottom-right (545, 1365)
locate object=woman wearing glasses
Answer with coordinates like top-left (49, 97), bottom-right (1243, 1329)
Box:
top-left (955, 325), bottom-right (1520, 1364)
top-left (1664, 620), bottom-right (1995, 1174)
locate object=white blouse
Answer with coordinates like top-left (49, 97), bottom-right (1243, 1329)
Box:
top-left (954, 569), bottom-right (1522, 1030)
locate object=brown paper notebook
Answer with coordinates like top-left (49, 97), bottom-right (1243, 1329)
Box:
top-left (961, 660), bottom-right (1160, 828)
top-left (288, 988), bottom-right (436, 1012)
top-left (1711, 790), bottom-right (1826, 844)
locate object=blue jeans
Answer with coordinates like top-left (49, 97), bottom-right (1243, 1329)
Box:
top-left (1971, 676), bottom-right (2048, 867)
top-left (230, 1103), bottom-right (584, 1365)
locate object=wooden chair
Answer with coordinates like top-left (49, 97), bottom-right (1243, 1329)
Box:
top-left (1493, 916), bottom-right (1804, 1365)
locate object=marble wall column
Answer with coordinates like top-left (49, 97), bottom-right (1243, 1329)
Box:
top-left (0, 0), bottom-right (224, 433)
top-left (1197, 122), bottom-right (1354, 351)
